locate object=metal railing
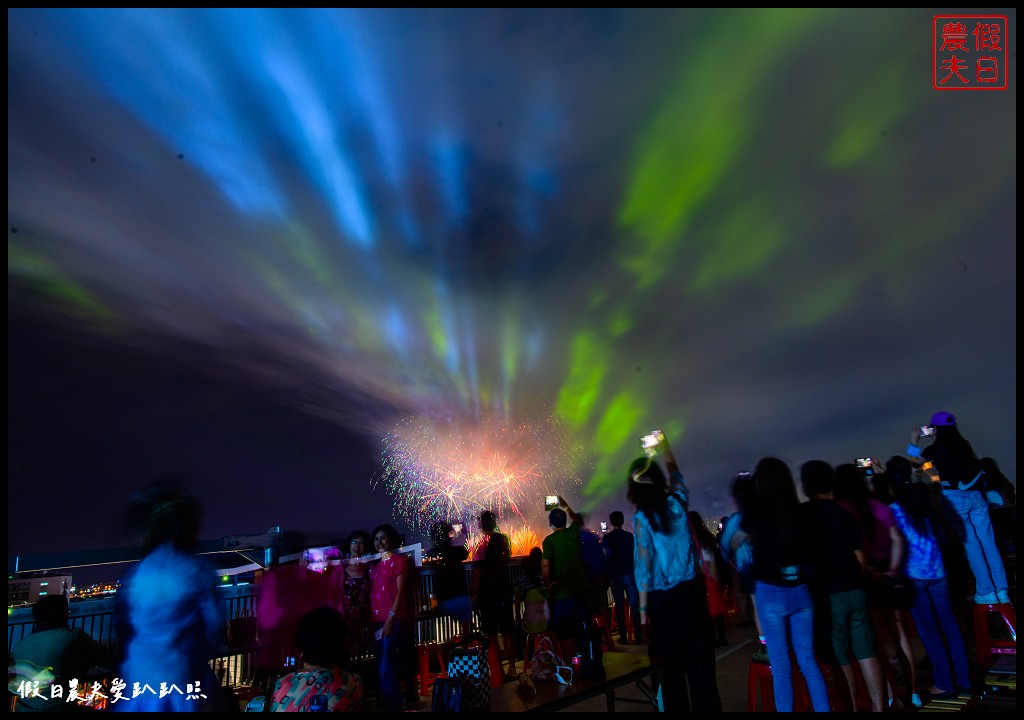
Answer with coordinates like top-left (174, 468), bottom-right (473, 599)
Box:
top-left (8, 557), bottom-right (524, 689)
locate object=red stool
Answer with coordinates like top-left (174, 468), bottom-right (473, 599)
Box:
top-left (972, 602), bottom-right (1017, 665)
top-left (747, 659), bottom-right (775, 712)
top-left (486, 638), bottom-right (505, 687)
top-left (416, 642), bottom-right (446, 697)
top-left (746, 656), bottom-right (818, 712)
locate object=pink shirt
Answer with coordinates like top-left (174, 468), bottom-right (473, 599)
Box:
top-left (370, 553), bottom-right (410, 621)
top-left (837, 498), bottom-right (897, 564)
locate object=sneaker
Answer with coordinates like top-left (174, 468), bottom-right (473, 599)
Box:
top-left (974, 592), bottom-right (999, 604)
top-left (996, 589), bottom-right (1011, 603)
top-left (911, 693), bottom-right (923, 708)
top-left (752, 644), bottom-right (769, 663)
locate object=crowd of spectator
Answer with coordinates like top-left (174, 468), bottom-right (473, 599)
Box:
top-left (9, 410), bottom-right (1014, 713)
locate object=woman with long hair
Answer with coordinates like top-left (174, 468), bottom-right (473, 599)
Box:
top-left (890, 480), bottom-right (972, 699)
top-left (911, 412), bottom-right (1009, 604)
top-left (736, 457), bottom-right (830, 712)
top-left (626, 432), bottom-right (721, 712)
top-left (689, 510), bottom-right (730, 647)
top-left (340, 529), bottom-right (374, 662)
top-left (720, 472), bottom-right (763, 652)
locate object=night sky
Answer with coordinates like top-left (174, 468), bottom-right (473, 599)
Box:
top-left (8, 9), bottom-right (1017, 578)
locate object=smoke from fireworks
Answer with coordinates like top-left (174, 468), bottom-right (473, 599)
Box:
top-left (374, 413), bottom-right (588, 533)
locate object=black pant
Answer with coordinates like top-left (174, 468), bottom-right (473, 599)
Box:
top-left (648, 578), bottom-right (722, 712)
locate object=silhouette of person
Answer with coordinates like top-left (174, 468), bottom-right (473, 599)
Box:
top-left (541, 497), bottom-right (589, 661)
top-left (627, 432), bottom-right (722, 713)
top-left (735, 457), bottom-right (829, 712)
top-left (114, 480), bottom-right (227, 712)
top-left (424, 522), bottom-right (472, 638)
top-left (473, 510), bottom-right (517, 679)
top-left (910, 412), bottom-right (1010, 604)
top-left (268, 606), bottom-right (363, 711)
top-left (603, 510), bottom-right (643, 644)
top-left (10, 594), bottom-right (100, 712)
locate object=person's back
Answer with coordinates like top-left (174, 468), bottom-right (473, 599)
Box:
top-left (115, 482), bottom-right (226, 712)
top-left (603, 512), bottom-right (642, 645)
top-left (119, 545), bottom-right (226, 709)
top-left (515, 549), bottom-right (549, 634)
top-left (802, 498), bottom-right (865, 595)
top-left (11, 595), bottom-right (99, 712)
top-left (578, 518), bottom-right (609, 614)
top-left (603, 525), bottom-right (634, 578)
top-left (426, 523), bottom-right (470, 603)
top-left (476, 525), bottom-right (512, 601)
top-left (800, 459), bottom-right (886, 712)
top-left (269, 606), bottom-right (363, 712)
top-left (426, 522), bottom-right (472, 636)
top-left (579, 525), bottom-right (608, 585)
top-left (541, 514), bottom-right (587, 601)
top-left (474, 511), bottom-right (518, 679)
top-left (541, 500), bottom-right (590, 660)
top-left (741, 457), bottom-right (830, 712)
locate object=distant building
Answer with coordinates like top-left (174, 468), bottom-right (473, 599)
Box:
top-left (7, 572), bottom-right (72, 606)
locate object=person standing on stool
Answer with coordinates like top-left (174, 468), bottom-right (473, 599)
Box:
top-left (908, 411), bottom-right (1011, 605)
top-left (473, 510), bottom-right (518, 680)
top-left (732, 457), bottom-right (831, 712)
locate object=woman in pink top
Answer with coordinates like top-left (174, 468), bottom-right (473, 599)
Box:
top-left (369, 523), bottom-right (418, 711)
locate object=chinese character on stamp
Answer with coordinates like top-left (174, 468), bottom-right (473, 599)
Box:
top-left (934, 15), bottom-right (1009, 90)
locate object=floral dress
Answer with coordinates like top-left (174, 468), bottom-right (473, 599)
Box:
top-left (342, 568), bottom-right (372, 660)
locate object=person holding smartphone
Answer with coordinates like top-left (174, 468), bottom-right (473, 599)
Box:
top-left (627, 431), bottom-right (722, 712)
top-left (908, 412), bottom-right (1010, 605)
top-left (541, 496), bottom-right (589, 661)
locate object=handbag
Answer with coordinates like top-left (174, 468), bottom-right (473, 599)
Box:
top-left (576, 617), bottom-right (605, 681)
top-left (528, 635), bottom-right (562, 681)
top-left (431, 676), bottom-right (463, 713)
top-left (446, 634), bottom-right (491, 709)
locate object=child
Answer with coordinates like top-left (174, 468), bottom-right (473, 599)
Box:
top-left (514, 547), bottom-right (550, 658)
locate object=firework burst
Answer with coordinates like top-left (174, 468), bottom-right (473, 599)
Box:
top-left (373, 413), bottom-right (586, 533)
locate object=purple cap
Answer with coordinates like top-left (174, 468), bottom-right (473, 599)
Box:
top-left (930, 411), bottom-right (957, 426)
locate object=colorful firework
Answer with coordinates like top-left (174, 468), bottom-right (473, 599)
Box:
top-left (458, 524), bottom-right (541, 560)
top-left (373, 413), bottom-right (587, 533)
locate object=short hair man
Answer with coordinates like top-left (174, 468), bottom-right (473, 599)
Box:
top-left (541, 496), bottom-right (589, 658)
top-left (604, 511), bottom-right (643, 644)
top-left (10, 595), bottom-right (99, 712)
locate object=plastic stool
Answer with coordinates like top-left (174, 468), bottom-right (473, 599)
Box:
top-left (748, 659), bottom-right (775, 712)
top-left (972, 603), bottom-right (1017, 665)
top-left (486, 638), bottom-right (505, 687)
top-left (416, 642), bottom-right (445, 697)
top-left (746, 656), bottom-right (816, 712)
